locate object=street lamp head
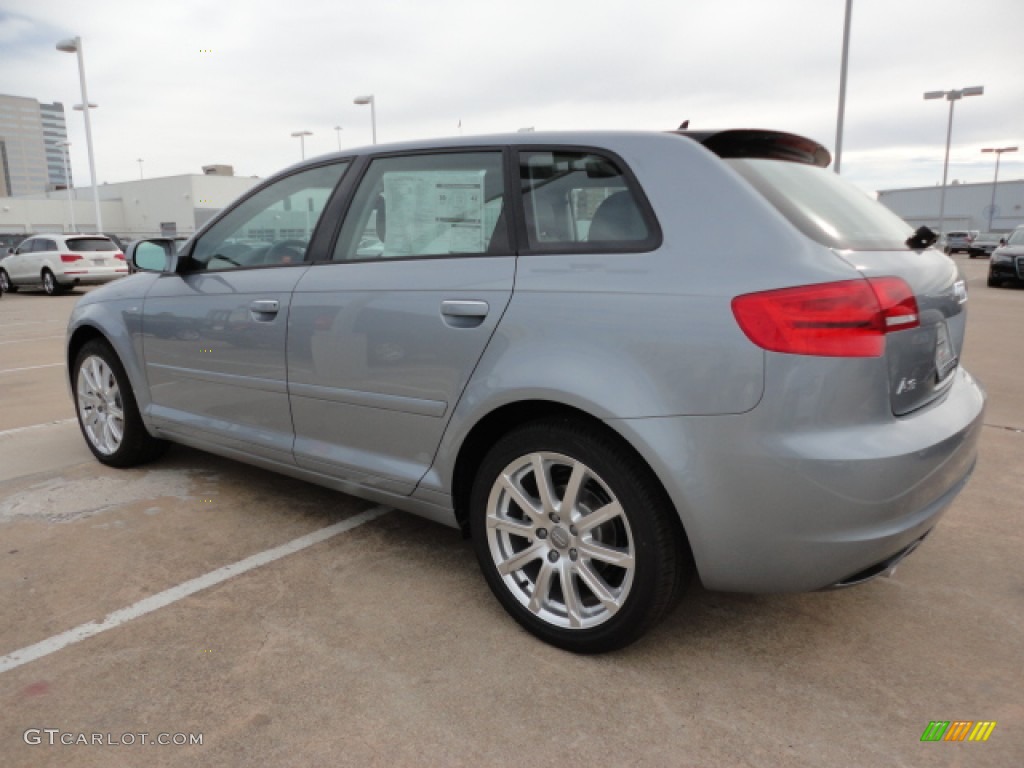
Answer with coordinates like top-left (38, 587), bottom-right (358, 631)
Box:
top-left (354, 95), bottom-right (374, 105)
top-left (962, 86), bottom-right (984, 97)
top-left (923, 91), bottom-right (945, 100)
top-left (291, 130), bottom-right (313, 138)
top-left (73, 103), bottom-right (98, 110)
top-left (56, 37), bottom-right (80, 53)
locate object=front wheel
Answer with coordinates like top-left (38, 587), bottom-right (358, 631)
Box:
top-left (0, 269), bottom-right (15, 293)
top-left (987, 275), bottom-right (1001, 287)
top-left (73, 340), bottom-right (167, 467)
top-left (471, 420), bottom-right (689, 653)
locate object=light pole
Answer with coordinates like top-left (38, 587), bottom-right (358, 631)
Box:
top-left (57, 140), bottom-right (75, 232)
top-left (833, 0), bottom-right (853, 174)
top-left (291, 130), bottom-right (312, 160)
top-left (137, 158), bottom-right (144, 179)
top-left (353, 94), bottom-right (376, 144)
top-left (924, 86), bottom-right (984, 236)
top-left (57, 36), bottom-right (103, 233)
top-left (334, 125), bottom-right (343, 151)
top-left (981, 146), bottom-right (1018, 231)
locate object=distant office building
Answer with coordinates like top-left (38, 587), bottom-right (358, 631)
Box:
top-left (0, 93), bottom-right (64, 196)
top-left (40, 101), bottom-right (72, 190)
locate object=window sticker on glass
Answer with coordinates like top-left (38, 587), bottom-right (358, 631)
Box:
top-left (382, 170), bottom-right (487, 256)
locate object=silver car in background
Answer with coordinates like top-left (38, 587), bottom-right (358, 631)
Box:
top-left (66, 130), bottom-right (985, 652)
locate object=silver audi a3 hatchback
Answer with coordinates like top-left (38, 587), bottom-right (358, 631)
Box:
top-left (66, 130), bottom-right (985, 653)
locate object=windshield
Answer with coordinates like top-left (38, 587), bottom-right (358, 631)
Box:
top-left (1008, 229), bottom-right (1024, 246)
top-left (727, 158), bottom-right (914, 250)
top-left (67, 237), bottom-right (117, 252)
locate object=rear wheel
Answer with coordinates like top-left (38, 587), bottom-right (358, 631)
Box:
top-left (470, 419), bottom-right (689, 653)
top-left (73, 339), bottom-right (167, 467)
top-left (42, 269), bottom-right (63, 296)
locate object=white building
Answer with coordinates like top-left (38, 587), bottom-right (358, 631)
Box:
top-left (877, 179), bottom-right (1024, 234)
top-left (0, 168), bottom-right (261, 241)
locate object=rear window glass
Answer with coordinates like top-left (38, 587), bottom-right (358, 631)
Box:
top-left (727, 158), bottom-right (913, 250)
top-left (66, 237), bottom-right (117, 252)
top-left (519, 150), bottom-right (656, 251)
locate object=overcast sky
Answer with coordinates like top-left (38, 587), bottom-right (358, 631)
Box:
top-left (2, 0), bottom-right (1022, 196)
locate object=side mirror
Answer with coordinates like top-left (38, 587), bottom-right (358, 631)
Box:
top-left (127, 238), bottom-right (178, 273)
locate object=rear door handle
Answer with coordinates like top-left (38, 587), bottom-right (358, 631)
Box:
top-left (441, 300), bottom-right (489, 328)
top-left (441, 300), bottom-right (489, 317)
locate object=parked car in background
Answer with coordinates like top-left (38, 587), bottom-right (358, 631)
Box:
top-left (66, 129), bottom-right (985, 652)
top-left (967, 232), bottom-right (1003, 258)
top-left (0, 233), bottom-right (127, 295)
top-left (943, 230), bottom-right (978, 254)
top-left (988, 226), bottom-right (1024, 287)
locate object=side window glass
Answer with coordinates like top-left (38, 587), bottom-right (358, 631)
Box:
top-left (519, 151), bottom-right (652, 249)
top-left (189, 162), bottom-right (349, 271)
top-left (42, 239), bottom-right (58, 251)
top-left (333, 152), bottom-right (506, 261)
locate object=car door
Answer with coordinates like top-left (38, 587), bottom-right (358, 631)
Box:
top-left (141, 161), bottom-right (350, 463)
top-left (288, 150), bottom-right (514, 494)
top-left (4, 238), bottom-right (30, 281)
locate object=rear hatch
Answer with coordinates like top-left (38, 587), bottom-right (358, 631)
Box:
top-left (679, 129), bottom-right (965, 416)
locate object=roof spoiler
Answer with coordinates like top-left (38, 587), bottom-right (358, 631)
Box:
top-left (674, 129), bottom-right (832, 168)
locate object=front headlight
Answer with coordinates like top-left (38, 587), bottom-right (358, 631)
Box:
top-left (991, 251), bottom-right (1012, 264)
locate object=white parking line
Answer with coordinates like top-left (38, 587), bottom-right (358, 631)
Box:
top-left (0, 363), bottom-right (64, 375)
top-left (0, 418), bottom-right (77, 438)
top-left (0, 334), bottom-right (65, 345)
top-left (0, 505), bottom-right (391, 674)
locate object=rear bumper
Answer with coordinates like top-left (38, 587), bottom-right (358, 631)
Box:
top-left (59, 271), bottom-right (128, 286)
top-left (607, 366), bottom-right (986, 592)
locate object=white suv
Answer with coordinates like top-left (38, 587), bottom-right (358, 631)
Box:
top-left (0, 234), bottom-right (127, 295)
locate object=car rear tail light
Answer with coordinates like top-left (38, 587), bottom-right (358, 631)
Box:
top-left (60, 253), bottom-right (83, 263)
top-left (731, 277), bottom-right (919, 357)
top-left (114, 252), bottom-right (125, 260)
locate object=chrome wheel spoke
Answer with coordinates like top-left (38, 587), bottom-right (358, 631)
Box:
top-left (561, 461), bottom-right (586, 520)
top-left (575, 561), bottom-right (621, 614)
top-left (528, 560), bottom-right (557, 614)
top-left (559, 560), bottom-right (584, 628)
top-left (579, 539), bottom-right (634, 569)
top-left (530, 454), bottom-right (558, 517)
top-left (577, 499), bottom-right (623, 533)
top-left (499, 473), bottom-right (544, 525)
top-left (487, 514), bottom-right (534, 537)
top-left (496, 541), bottom-right (545, 576)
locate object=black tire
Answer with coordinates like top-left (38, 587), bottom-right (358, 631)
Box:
top-left (470, 419), bottom-right (690, 653)
top-left (987, 275), bottom-right (1001, 288)
top-left (42, 269), bottom-right (63, 296)
top-left (0, 269), bottom-right (15, 293)
top-left (72, 339), bottom-right (168, 467)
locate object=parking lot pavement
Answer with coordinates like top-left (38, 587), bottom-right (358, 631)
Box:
top-left (1, 264), bottom-right (1021, 767)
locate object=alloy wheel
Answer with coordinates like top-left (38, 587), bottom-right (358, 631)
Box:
top-left (76, 355), bottom-right (125, 455)
top-left (485, 451), bottom-right (636, 630)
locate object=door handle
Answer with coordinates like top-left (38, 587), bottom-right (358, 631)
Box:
top-left (249, 299), bottom-right (280, 321)
top-left (441, 300), bottom-right (489, 317)
top-left (249, 299), bottom-right (280, 313)
top-left (441, 300), bottom-right (489, 329)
